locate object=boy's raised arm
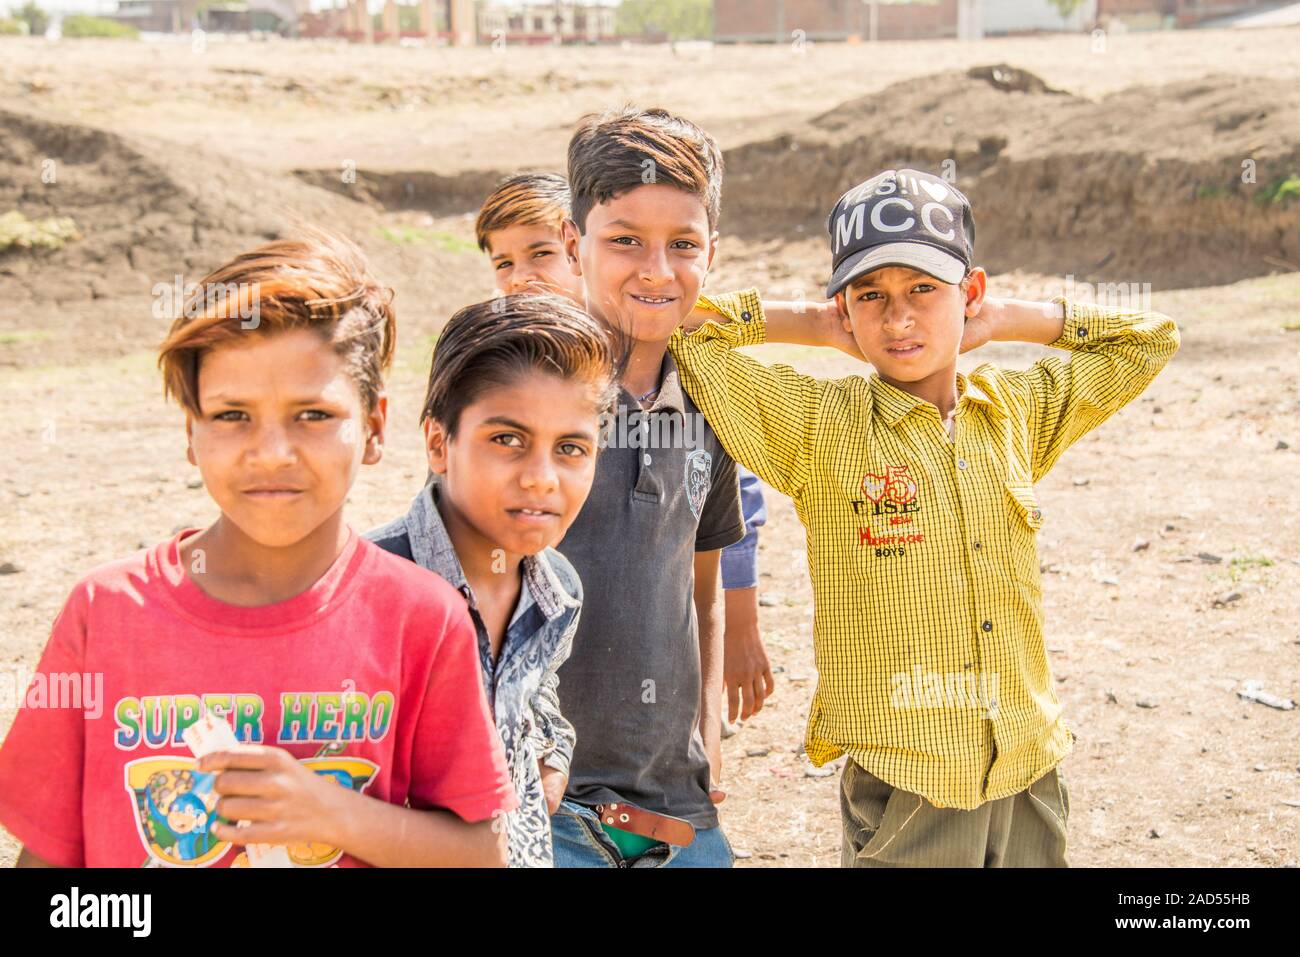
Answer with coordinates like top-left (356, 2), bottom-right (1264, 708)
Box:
top-left (993, 297), bottom-right (1180, 482)
top-left (671, 289), bottom-right (826, 499)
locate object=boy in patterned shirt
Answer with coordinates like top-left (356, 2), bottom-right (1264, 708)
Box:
top-left (671, 168), bottom-right (1179, 867)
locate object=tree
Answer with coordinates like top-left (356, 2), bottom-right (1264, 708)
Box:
top-left (617, 0), bottom-right (711, 41)
top-left (1046, 0), bottom-right (1086, 22)
top-left (14, 1), bottom-right (49, 36)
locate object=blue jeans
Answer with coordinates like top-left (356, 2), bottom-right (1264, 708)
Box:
top-left (552, 800), bottom-right (734, 868)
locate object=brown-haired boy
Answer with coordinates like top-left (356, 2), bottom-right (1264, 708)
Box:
top-left (477, 172), bottom-right (586, 303)
top-left (475, 171), bottom-right (778, 730)
top-left (367, 293), bottom-right (619, 867)
top-left (541, 107), bottom-right (749, 867)
top-left (0, 231), bottom-right (517, 867)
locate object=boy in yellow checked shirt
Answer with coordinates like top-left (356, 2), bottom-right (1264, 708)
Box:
top-left (670, 168), bottom-right (1179, 867)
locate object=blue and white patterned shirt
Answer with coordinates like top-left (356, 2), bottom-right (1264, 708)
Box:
top-left (366, 482), bottom-right (581, 867)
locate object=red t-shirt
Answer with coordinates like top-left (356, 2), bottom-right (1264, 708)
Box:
top-left (0, 527), bottom-right (518, 867)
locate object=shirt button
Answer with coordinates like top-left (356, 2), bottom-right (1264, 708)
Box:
top-left (957, 459), bottom-right (968, 470)
top-left (981, 620), bottom-right (993, 633)
top-left (1077, 327), bottom-right (1088, 338)
top-left (643, 453), bottom-right (652, 466)
top-left (741, 310), bottom-right (752, 322)
top-left (973, 541), bottom-right (981, 550)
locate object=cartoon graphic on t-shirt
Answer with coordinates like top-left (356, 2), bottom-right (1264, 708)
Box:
top-left (126, 759), bottom-right (228, 867)
top-left (120, 694), bottom-right (383, 867)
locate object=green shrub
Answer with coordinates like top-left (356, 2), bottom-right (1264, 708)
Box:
top-left (61, 15), bottom-right (139, 39)
top-left (0, 17), bottom-right (26, 35)
top-left (0, 211), bottom-right (82, 252)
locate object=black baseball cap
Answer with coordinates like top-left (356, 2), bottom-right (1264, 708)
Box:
top-left (825, 168), bottom-right (976, 298)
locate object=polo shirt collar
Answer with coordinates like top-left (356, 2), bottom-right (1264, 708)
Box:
top-left (620, 350), bottom-right (687, 415)
top-left (402, 480), bottom-right (579, 622)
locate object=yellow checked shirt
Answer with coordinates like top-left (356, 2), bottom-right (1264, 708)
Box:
top-left (670, 291), bottom-right (1179, 808)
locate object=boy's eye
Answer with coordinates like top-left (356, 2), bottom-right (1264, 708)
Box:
top-left (491, 433), bottom-right (524, 449)
top-left (496, 260), bottom-right (513, 271)
top-left (213, 410), bottom-right (247, 422)
top-left (558, 442), bottom-right (589, 458)
top-left (610, 236), bottom-right (639, 247)
top-left (857, 290), bottom-right (882, 302)
top-left (533, 250), bottom-right (553, 259)
top-left (299, 409), bottom-right (332, 421)
top-left (671, 240), bottom-right (698, 250)
top-left (913, 284), bottom-right (935, 293)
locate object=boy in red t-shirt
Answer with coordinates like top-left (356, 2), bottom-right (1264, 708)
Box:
top-left (0, 230), bottom-right (517, 868)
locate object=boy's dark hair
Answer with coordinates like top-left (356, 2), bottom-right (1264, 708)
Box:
top-left (159, 228), bottom-right (395, 415)
top-left (566, 106), bottom-right (724, 234)
top-left (422, 294), bottom-right (621, 438)
top-left (475, 173), bottom-right (572, 252)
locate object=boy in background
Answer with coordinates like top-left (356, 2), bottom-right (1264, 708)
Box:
top-left (672, 168), bottom-right (1179, 867)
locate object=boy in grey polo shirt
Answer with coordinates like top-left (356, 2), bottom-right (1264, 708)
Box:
top-left (550, 107), bottom-right (746, 867)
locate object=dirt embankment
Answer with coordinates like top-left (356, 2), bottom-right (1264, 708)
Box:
top-left (720, 67), bottom-right (1300, 288)
top-left (0, 108), bottom-right (480, 366)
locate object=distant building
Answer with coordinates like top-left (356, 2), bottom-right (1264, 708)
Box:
top-left (108, 0), bottom-right (303, 33)
top-left (712, 0), bottom-right (1280, 40)
top-left (1098, 0), bottom-right (1276, 28)
top-left (713, 0), bottom-right (961, 42)
top-left (109, 0), bottom-right (203, 33)
top-left (479, 1), bottom-right (618, 44)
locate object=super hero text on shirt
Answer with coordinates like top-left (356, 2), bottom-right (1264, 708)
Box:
top-left (113, 691), bottom-right (396, 750)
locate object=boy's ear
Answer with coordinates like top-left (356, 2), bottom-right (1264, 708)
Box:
top-left (560, 217), bottom-right (583, 277)
top-left (423, 416), bottom-right (450, 476)
top-left (184, 414), bottom-right (197, 467)
top-left (362, 393), bottom-right (387, 466)
top-left (834, 292), bottom-right (852, 331)
top-left (962, 267), bottom-right (988, 318)
top-left (705, 230), bottom-right (720, 274)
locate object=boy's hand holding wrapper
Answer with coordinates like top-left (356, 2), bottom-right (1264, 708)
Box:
top-left (184, 710), bottom-right (295, 868)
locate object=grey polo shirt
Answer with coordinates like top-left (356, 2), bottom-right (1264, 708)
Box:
top-left (556, 351), bottom-right (745, 829)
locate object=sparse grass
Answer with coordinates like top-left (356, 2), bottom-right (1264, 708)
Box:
top-left (1253, 174), bottom-right (1300, 206)
top-left (0, 212), bottom-right (81, 252)
top-left (1228, 555), bottom-right (1274, 583)
top-left (374, 225), bottom-right (476, 254)
top-left (0, 330), bottom-right (52, 346)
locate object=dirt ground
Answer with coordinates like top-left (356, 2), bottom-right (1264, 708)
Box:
top-left (1, 28), bottom-right (1297, 868)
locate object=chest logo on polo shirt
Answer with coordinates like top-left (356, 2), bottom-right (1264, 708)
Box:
top-left (685, 448), bottom-right (713, 519)
top-left (852, 464), bottom-right (924, 558)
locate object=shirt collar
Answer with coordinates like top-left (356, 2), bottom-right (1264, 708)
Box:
top-left (869, 370), bottom-right (1006, 427)
top-left (957, 371), bottom-right (1006, 419)
top-left (869, 375), bottom-right (930, 427)
top-left (402, 480), bottom-right (578, 622)
top-left (620, 351), bottom-right (686, 415)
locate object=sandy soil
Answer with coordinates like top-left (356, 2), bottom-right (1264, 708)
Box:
top-left (1, 27), bottom-right (1297, 867)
